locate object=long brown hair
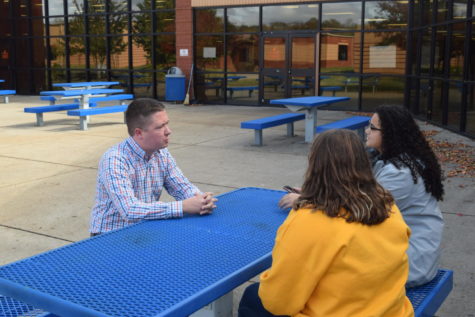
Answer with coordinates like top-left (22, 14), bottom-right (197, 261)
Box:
top-left (295, 129), bottom-right (394, 225)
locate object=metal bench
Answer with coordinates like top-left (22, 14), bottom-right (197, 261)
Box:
top-left (315, 115), bottom-right (369, 139)
top-left (407, 269), bottom-right (454, 317)
top-left (0, 90), bottom-right (16, 103)
top-left (25, 94), bottom-right (133, 126)
top-left (0, 269), bottom-right (453, 316)
top-left (0, 294), bottom-right (52, 317)
top-left (227, 86), bottom-right (258, 98)
top-left (24, 103), bottom-right (87, 126)
top-left (88, 93), bottom-right (133, 104)
top-left (67, 104), bottom-right (128, 130)
top-left (241, 113), bottom-right (305, 146)
top-left (320, 86), bottom-right (342, 96)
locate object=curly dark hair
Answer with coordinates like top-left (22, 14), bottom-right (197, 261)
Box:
top-left (376, 105), bottom-right (444, 201)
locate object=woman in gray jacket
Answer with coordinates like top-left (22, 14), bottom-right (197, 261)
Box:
top-left (365, 105), bottom-right (444, 287)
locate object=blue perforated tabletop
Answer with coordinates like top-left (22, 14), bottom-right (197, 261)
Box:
top-left (0, 188), bottom-right (289, 317)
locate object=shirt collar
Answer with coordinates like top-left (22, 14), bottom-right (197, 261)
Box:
top-left (125, 137), bottom-right (160, 161)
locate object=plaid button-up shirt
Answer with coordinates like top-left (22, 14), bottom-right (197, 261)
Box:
top-left (90, 137), bottom-right (200, 234)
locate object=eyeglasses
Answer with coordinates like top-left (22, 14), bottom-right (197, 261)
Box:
top-left (366, 123), bottom-right (382, 131)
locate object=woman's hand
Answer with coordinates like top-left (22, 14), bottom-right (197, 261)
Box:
top-left (278, 193), bottom-right (300, 209)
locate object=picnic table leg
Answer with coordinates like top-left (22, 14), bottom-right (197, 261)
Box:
top-left (286, 122), bottom-right (294, 137)
top-left (254, 130), bottom-right (263, 146)
top-left (81, 95), bottom-right (91, 126)
top-left (79, 116), bottom-right (88, 130)
top-left (36, 113), bottom-right (44, 126)
top-left (304, 109), bottom-right (317, 143)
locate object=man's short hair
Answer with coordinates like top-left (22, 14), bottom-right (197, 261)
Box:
top-left (125, 98), bottom-right (165, 136)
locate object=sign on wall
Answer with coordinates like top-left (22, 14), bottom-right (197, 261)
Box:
top-left (369, 45), bottom-right (396, 68)
top-left (203, 47), bottom-right (216, 58)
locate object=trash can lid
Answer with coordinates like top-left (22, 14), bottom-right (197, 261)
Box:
top-left (167, 67), bottom-right (183, 75)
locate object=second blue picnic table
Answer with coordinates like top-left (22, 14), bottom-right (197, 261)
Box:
top-left (270, 96), bottom-right (350, 143)
top-left (53, 81), bottom-right (119, 90)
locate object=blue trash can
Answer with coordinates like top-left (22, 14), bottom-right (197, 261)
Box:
top-left (165, 67), bottom-right (185, 101)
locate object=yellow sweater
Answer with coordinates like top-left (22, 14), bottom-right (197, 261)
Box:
top-left (259, 204), bottom-right (414, 317)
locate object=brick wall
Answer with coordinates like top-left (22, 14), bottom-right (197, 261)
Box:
top-left (176, 0), bottom-right (193, 83)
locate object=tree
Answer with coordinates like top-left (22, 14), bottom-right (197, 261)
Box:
top-left (61, 0), bottom-right (127, 73)
top-left (132, 0), bottom-right (175, 69)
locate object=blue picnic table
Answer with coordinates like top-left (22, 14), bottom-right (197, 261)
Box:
top-left (0, 188), bottom-right (289, 317)
top-left (53, 81), bottom-right (119, 90)
top-left (40, 88), bottom-right (124, 130)
top-left (270, 96), bottom-right (350, 142)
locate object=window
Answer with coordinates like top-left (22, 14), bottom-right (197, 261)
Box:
top-left (338, 45), bottom-right (348, 61)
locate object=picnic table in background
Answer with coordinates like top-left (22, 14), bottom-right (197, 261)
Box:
top-left (40, 88), bottom-right (124, 130)
top-left (53, 81), bottom-right (119, 90)
top-left (270, 96), bottom-right (350, 142)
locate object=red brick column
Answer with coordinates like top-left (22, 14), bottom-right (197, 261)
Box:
top-left (175, 0), bottom-right (193, 90)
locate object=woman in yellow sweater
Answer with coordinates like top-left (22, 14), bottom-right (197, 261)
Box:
top-left (238, 129), bottom-right (414, 317)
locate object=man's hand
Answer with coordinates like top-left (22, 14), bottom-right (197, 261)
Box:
top-left (183, 192), bottom-right (218, 215)
top-left (278, 193), bottom-right (300, 209)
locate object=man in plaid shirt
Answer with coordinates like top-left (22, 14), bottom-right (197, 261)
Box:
top-left (90, 98), bottom-right (217, 235)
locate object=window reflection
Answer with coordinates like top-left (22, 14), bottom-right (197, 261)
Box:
top-left (450, 23), bottom-right (465, 79)
top-left (110, 14), bottom-right (129, 35)
top-left (48, 0), bottom-right (64, 16)
top-left (447, 81), bottom-right (462, 129)
top-left (132, 12), bottom-right (153, 34)
top-left (49, 37), bottom-right (66, 67)
top-left (262, 4), bottom-right (318, 31)
top-left (291, 37), bottom-right (314, 69)
top-left (196, 35), bottom-right (224, 72)
top-left (436, 0), bottom-right (448, 23)
top-left (227, 34), bottom-right (259, 72)
top-left (321, 33), bottom-right (360, 73)
top-left (32, 17), bottom-right (46, 37)
top-left (155, 34), bottom-right (176, 70)
top-left (467, 84), bottom-right (475, 135)
top-left (420, 29), bottom-right (432, 75)
top-left (363, 32), bottom-right (407, 75)
top-left (132, 36), bottom-right (151, 68)
top-left (322, 2), bottom-right (361, 30)
top-left (434, 27), bottom-right (447, 75)
top-left (67, 0), bottom-right (83, 15)
top-left (263, 37), bottom-right (286, 69)
top-left (361, 75), bottom-right (404, 112)
top-left (131, 0), bottom-right (174, 10)
top-left (87, 0), bottom-right (107, 14)
top-left (195, 9), bottom-right (224, 33)
top-left (155, 11), bottom-right (175, 32)
top-left (453, 1), bottom-right (467, 19)
top-left (365, 1), bottom-right (408, 30)
top-left (227, 7), bottom-right (259, 32)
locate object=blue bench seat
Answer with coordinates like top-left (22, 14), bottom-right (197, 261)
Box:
top-left (316, 115), bottom-right (369, 139)
top-left (0, 90), bottom-right (16, 103)
top-left (89, 93), bottom-right (133, 104)
top-left (0, 294), bottom-right (52, 317)
top-left (320, 86), bottom-right (342, 96)
top-left (24, 103), bottom-right (90, 126)
top-left (67, 104), bottom-right (128, 130)
top-left (241, 113), bottom-right (305, 146)
top-left (407, 269), bottom-right (453, 317)
top-left (227, 86), bottom-right (258, 98)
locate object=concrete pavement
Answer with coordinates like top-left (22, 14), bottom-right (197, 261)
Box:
top-left (0, 95), bottom-right (474, 316)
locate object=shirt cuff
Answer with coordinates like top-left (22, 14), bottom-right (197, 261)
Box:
top-left (170, 200), bottom-right (184, 218)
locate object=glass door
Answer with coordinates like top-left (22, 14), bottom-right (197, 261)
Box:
top-left (261, 34), bottom-right (316, 103)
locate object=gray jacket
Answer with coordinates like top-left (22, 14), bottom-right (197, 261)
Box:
top-left (373, 160), bottom-right (444, 287)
